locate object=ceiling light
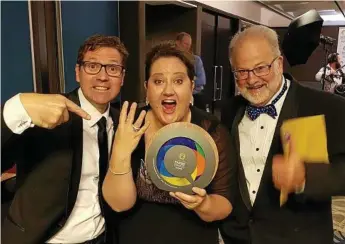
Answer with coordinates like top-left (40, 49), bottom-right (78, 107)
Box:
top-left (320, 14), bottom-right (345, 21)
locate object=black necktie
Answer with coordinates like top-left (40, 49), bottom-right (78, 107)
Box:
top-left (97, 116), bottom-right (108, 185)
top-left (96, 117), bottom-right (108, 243)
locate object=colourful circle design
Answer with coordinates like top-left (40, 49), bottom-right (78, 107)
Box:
top-left (156, 137), bottom-right (206, 186)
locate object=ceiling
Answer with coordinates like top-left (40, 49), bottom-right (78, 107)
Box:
top-left (260, 1), bottom-right (345, 25)
top-left (146, 0), bottom-right (197, 8)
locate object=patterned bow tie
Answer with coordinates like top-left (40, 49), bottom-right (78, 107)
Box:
top-left (246, 104), bottom-right (277, 120)
top-left (246, 78), bottom-right (288, 121)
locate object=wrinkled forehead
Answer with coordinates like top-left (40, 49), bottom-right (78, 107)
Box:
top-left (83, 47), bottom-right (123, 64)
top-left (231, 37), bottom-right (276, 69)
top-left (150, 57), bottom-right (188, 75)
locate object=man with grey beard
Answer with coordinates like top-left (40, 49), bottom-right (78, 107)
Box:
top-left (220, 25), bottom-right (345, 244)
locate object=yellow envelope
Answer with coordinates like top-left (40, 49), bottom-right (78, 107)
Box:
top-left (279, 115), bottom-right (329, 206)
top-left (280, 115), bottom-right (329, 164)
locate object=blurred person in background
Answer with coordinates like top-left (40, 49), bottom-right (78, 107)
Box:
top-left (315, 52), bottom-right (344, 93)
top-left (176, 32), bottom-right (208, 111)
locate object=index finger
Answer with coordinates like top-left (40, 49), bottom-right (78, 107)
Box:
top-left (119, 101), bottom-right (129, 125)
top-left (65, 99), bottom-right (91, 120)
top-left (174, 192), bottom-right (198, 203)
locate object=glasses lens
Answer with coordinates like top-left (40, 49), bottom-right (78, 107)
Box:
top-left (234, 70), bottom-right (248, 80)
top-left (84, 62), bottom-right (101, 74)
top-left (253, 66), bottom-right (270, 77)
top-left (106, 65), bottom-right (123, 77)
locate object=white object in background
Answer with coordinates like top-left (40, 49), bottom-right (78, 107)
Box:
top-left (337, 27), bottom-right (345, 73)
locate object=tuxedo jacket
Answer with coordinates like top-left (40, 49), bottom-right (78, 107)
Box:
top-left (1, 89), bottom-right (120, 244)
top-left (220, 78), bottom-right (345, 244)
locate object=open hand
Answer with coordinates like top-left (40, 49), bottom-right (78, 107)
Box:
top-left (112, 101), bottom-right (150, 161)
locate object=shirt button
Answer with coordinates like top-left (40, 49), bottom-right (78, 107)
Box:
top-left (94, 176), bottom-right (99, 181)
top-left (257, 169), bottom-right (260, 172)
top-left (256, 148), bottom-right (259, 151)
top-left (260, 126), bottom-right (264, 129)
top-left (252, 190), bottom-right (256, 194)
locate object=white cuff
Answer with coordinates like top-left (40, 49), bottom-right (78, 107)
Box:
top-left (3, 94), bottom-right (34, 134)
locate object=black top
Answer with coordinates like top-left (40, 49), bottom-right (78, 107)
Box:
top-left (118, 106), bottom-right (236, 244)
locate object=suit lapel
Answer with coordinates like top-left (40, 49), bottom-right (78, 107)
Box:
top-left (253, 79), bottom-right (300, 208)
top-left (232, 101), bottom-right (253, 211)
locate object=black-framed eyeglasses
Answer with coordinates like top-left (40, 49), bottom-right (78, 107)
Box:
top-left (232, 56), bottom-right (279, 80)
top-left (79, 61), bottom-right (125, 77)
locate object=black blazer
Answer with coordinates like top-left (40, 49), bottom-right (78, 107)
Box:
top-left (220, 78), bottom-right (345, 244)
top-left (1, 89), bottom-right (120, 244)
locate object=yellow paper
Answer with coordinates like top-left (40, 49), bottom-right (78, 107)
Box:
top-left (280, 115), bottom-right (329, 164)
top-left (279, 115), bottom-right (329, 206)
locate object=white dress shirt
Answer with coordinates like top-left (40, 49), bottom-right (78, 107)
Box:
top-left (3, 89), bottom-right (114, 243)
top-left (238, 77), bottom-right (290, 205)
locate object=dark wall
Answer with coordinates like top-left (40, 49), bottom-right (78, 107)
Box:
top-left (1, 1), bottom-right (34, 103)
top-left (146, 4), bottom-right (198, 54)
top-left (61, 1), bottom-right (119, 93)
top-left (275, 26), bottom-right (344, 83)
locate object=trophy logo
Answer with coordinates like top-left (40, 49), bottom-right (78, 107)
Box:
top-left (179, 153), bottom-right (186, 160)
top-left (145, 122), bottom-right (219, 194)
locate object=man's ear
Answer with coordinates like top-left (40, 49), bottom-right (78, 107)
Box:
top-left (121, 73), bottom-right (125, 86)
top-left (75, 64), bottom-right (80, 83)
top-left (277, 56), bottom-right (284, 72)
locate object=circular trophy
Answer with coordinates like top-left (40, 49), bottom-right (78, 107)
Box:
top-left (145, 122), bottom-right (219, 194)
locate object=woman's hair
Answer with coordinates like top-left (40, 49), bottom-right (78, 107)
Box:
top-left (327, 53), bottom-right (339, 64)
top-left (145, 41), bottom-right (195, 82)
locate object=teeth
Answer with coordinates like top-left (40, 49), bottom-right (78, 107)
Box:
top-left (163, 100), bottom-right (176, 103)
top-left (249, 85), bottom-right (263, 89)
top-left (94, 87), bottom-right (108, 90)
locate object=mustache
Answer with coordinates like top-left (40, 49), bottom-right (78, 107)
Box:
top-left (246, 83), bottom-right (268, 89)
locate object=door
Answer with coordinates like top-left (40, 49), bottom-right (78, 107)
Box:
top-left (200, 11), bottom-right (216, 111)
top-left (201, 11), bottom-right (237, 119)
top-left (213, 15), bottom-right (232, 117)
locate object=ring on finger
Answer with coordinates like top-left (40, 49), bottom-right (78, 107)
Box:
top-left (132, 125), bottom-right (140, 132)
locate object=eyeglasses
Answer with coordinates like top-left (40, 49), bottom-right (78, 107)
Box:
top-left (232, 56), bottom-right (279, 80)
top-left (79, 61), bottom-right (125, 77)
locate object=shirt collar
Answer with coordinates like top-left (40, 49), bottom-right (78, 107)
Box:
top-left (78, 88), bottom-right (112, 128)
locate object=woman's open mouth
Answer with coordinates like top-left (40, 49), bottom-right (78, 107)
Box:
top-left (161, 99), bottom-right (176, 114)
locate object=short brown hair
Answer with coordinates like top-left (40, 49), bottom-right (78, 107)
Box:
top-left (145, 41), bottom-right (195, 81)
top-left (77, 34), bottom-right (129, 67)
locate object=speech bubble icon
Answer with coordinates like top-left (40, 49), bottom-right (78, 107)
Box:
top-left (163, 145), bottom-right (196, 184)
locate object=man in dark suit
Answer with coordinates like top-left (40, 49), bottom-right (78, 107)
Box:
top-left (220, 25), bottom-right (345, 244)
top-left (1, 35), bottom-right (128, 244)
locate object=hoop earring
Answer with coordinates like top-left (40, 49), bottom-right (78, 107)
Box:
top-left (190, 96), bottom-right (194, 106)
